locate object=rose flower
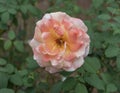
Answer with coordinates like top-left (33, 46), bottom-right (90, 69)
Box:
top-left (29, 12), bottom-right (90, 73)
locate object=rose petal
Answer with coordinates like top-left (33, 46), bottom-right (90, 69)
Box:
top-left (63, 47), bottom-right (76, 61)
top-left (29, 39), bottom-right (40, 49)
top-left (51, 12), bottom-right (70, 22)
top-left (45, 67), bottom-right (60, 73)
top-left (64, 57), bottom-right (84, 71)
top-left (33, 48), bottom-right (50, 67)
top-left (70, 18), bottom-right (88, 32)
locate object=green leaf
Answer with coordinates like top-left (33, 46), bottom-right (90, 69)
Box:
top-left (107, 7), bottom-right (118, 14)
top-left (17, 90), bottom-right (25, 93)
top-left (5, 64), bottom-right (14, 74)
top-left (18, 69), bottom-right (28, 77)
top-left (27, 4), bottom-right (40, 16)
top-left (8, 30), bottom-right (16, 40)
top-left (0, 72), bottom-right (9, 88)
top-left (8, 9), bottom-right (17, 14)
top-left (0, 64), bottom-right (14, 74)
top-left (98, 14), bottom-right (111, 20)
top-left (0, 7), bottom-right (7, 13)
top-left (13, 40), bottom-right (24, 52)
top-left (104, 33), bottom-right (120, 44)
top-left (105, 45), bottom-right (120, 58)
top-left (83, 57), bottom-right (101, 73)
top-left (114, 16), bottom-right (120, 23)
top-left (26, 57), bottom-right (39, 69)
top-left (0, 58), bottom-right (7, 66)
top-left (75, 83), bottom-right (88, 93)
top-left (78, 77), bottom-right (85, 83)
top-left (37, 82), bottom-right (49, 90)
top-left (20, 5), bottom-right (28, 14)
top-left (92, 0), bottom-right (104, 8)
top-left (1, 12), bottom-right (10, 23)
top-left (25, 87), bottom-right (35, 93)
top-left (50, 82), bottom-right (62, 93)
top-left (23, 77), bottom-right (33, 87)
top-left (4, 40), bottom-right (12, 50)
top-left (100, 73), bottom-right (112, 84)
top-left (0, 67), bottom-right (7, 73)
top-left (10, 73), bottom-right (23, 86)
top-left (106, 83), bottom-right (117, 92)
top-left (0, 88), bottom-right (14, 93)
top-left (113, 28), bottom-right (120, 35)
top-left (85, 74), bottom-right (105, 90)
top-left (116, 55), bottom-right (120, 71)
top-left (62, 77), bottom-right (77, 91)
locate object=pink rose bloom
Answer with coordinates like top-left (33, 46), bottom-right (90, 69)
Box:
top-left (29, 12), bottom-right (90, 73)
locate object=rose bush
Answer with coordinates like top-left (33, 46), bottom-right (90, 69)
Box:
top-left (30, 12), bottom-right (90, 73)
top-left (0, 0), bottom-right (120, 93)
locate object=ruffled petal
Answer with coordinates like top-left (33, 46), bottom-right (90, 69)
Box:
top-left (29, 39), bottom-right (40, 49)
top-left (64, 57), bottom-right (84, 71)
top-left (45, 67), bottom-right (60, 73)
top-left (63, 47), bottom-right (76, 61)
top-left (70, 18), bottom-right (88, 32)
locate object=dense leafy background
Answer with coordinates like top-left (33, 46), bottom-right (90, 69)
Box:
top-left (0, 0), bottom-right (120, 93)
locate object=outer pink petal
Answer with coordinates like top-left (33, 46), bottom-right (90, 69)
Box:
top-left (63, 61), bottom-right (72, 68)
top-left (75, 32), bottom-right (90, 57)
top-left (50, 58), bottom-right (63, 66)
top-left (29, 39), bottom-right (40, 49)
top-left (45, 67), bottom-right (61, 73)
top-left (63, 57), bottom-right (84, 71)
top-left (70, 18), bottom-right (88, 32)
top-left (84, 45), bottom-right (90, 57)
top-left (36, 14), bottom-right (52, 33)
top-left (33, 26), bottom-right (42, 42)
top-left (50, 12), bottom-right (70, 22)
top-left (33, 48), bottom-right (50, 67)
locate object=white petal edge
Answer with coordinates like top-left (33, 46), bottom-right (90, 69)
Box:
top-left (64, 57), bottom-right (84, 71)
top-left (29, 39), bottom-right (40, 49)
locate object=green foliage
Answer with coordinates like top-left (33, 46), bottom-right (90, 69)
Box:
top-left (85, 74), bottom-right (105, 90)
top-left (75, 83), bottom-right (88, 93)
top-left (10, 73), bottom-right (23, 86)
top-left (8, 30), bottom-right (16, 40)
top-left (0, 0), bottom-right (120, 93)
top-left (0, 72), bottom-right (9, 88)
top-left (0, 58), bottom-right (7, 66)
top-left (50, 82), bottom-right (62, 93)
top-left (62, 77), bottom-right (77, 91)
top-left (13, 40), bottom-right (25, 52)
top-left (4, 40), bottom-right (12, 50)
top-left (116, 55), bottom-right (120, 70)
top-left (105, 45), bottom-right (120, 58)
top-left (1, 12), bottom-right (10, 23)
top-left (0, 88), bottom-right (14, 93)
top-left (106, 83), bottom-right (117, 92)
top-left (83, 57), bottom-right (101, 73)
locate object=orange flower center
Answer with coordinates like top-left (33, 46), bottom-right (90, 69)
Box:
top-left (55, 38), bottom-right (65, 46)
